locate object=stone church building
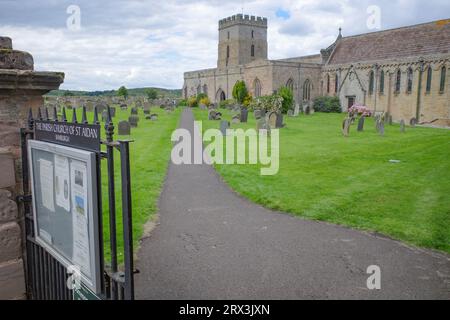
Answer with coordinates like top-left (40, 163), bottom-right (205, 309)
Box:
top-left (183, 14), bottom-right (450, 124)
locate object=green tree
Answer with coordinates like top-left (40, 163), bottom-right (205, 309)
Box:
top-left (279, 86), bottom-right (294, 114)
top-left (117, 86), bottom-right (128, 99)
top-left (232, 80), bottom-right (248, 105)
top-left (146, 88), bottom-right (158, 100)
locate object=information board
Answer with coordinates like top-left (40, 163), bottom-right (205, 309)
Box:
top-left (28, 140), bottom-right (101, 293)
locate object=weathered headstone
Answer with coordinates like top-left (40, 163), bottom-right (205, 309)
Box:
top-left (128, 115), bottom-right (139, 127)
top-left (342, 118), bottom-right (351, 137)
top-left (149, 114), bottom-right (158, 121)
top-left (257, 118), bottom-right (271, 134)
top-left (275, 112), bottom-right (284, 128)
top-left (287, 110), bottom-right (294, 117)
top-left (357, 116), bottom-right (365, 132)
top-left (267, 111), bottom-right (277, 129)
top-left (131, 107), bottom-right (138, 115)
top-left (400, 119), bottom-right (406, 132)
top-left (379, 121), bottom-right (385, 136)
top-left (410, 117), bottom-right (417, 127)
top-left (101, 110), bottom-right (108, 122)
top-left (232, 115), bottom-right (240, 124)
top-left (220, 120), bottom-right (230, 136)
top-left (120, 103), bottom-right (128, 110)
top-left (118, 120), bottom-right (131, 135)
top-left (110, 107), bottom-right (116, 118)
top-left (305, 105), bottom-right (310, 115)
top-left (208, 109), bottom-right (221, 120)
top-left (240, 108), bottom-right (248, 123)
top-left (254, 109), bottom-right (262, 120)
top-left (293, 104), bottom-right (300, 117)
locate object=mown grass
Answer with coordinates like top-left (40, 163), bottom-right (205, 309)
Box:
top-left (192, 108), bottom-right (450, 253)
top-left (75, 106), bottom-right (181, 265)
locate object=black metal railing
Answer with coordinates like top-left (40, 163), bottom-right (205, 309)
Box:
top-left (20, 105), bottom-right (135, 300)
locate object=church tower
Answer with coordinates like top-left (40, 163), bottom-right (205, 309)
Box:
top-left (217, 14), bottom-right (268, 69)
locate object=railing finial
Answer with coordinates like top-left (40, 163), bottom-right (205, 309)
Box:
top-left (62, 107), bottom-right (67, 122)
top-left (82, 106), bottom-right (88, 124)
top-left (72, 108), bottom-right (78, 123)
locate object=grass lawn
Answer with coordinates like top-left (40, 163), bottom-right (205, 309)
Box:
top-left (75, 105), bottom-right (181, 264)
top-left (193, 108), bottom-right (450, 253)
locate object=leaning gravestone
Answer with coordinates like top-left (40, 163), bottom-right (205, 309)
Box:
top-left (267, 111), bottom-right (278, 129)
top-left (400, 119), bottom-right (406, 132)
top-left (357, 116), bottom-right (365, 132)
top-left (118, 120), bottom-right (131, 135)
top-left (240, 108), bottom-right (248, 123)
top-left (220, 120), bottom-right (230, 136)
top-left (129, 115), bottom-right (139, 127)
top-left (131, 107), bottom-right (138, 115)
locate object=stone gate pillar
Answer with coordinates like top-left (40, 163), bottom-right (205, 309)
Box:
top-left (0, 36), bottom-right (64, 299)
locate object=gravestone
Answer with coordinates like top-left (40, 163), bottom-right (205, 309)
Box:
top-left (379, 121), bottom-right (385, 136)
top-left (400, 119), bottom-right (406, 132)
top-left (342, 118), bottom-right (351, 137)
top-left (232, 115), bottom-right (240, 124)
top-left (240, 108), bottom-right (248, 123)
top-left (120, 103), bottom-right (128, 110)
top-left (357, 116), bottom-right (365, 132)
top-left (95, 102), bottom-right (108, 114)
top-left (220, 120), bottom-right (230, 136)
top-left (410, 117), bottom-right (417, 127)
top-left (131, 107), bottom-right (138, 115)
top-left (110, 107), bottom-right (116, 118)
top-left (254, 109), bottom-right (262, 120)
top-left (208, 110), bottom-right (221, 120)
top-left (275, 113), bottom-right (284, 128)
top-left (118, 120), bottom-right (131, 135)
top-left (101, 110), bottom-right (108, 122)
top-left (287, 110), bottom-right (294, 117)
top-left (128, 115), bottom-right (139, 127)
top-left (267, 111), bottom-right (278, 129)
top-left (388, 115), bottom-right (393, 125)
top-left (293, 104), bottom-right (300, 117)
top-left (257, 118), bottom-right (270, 133)
top-left (305, 105), bottom-right (310, 115)
top-left (148, 114), bottom-right (158, 121)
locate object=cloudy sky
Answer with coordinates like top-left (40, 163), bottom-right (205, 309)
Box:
top-left (1, 0), bottom-right (448, 91)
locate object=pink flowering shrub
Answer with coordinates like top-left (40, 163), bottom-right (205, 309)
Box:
top-left (348, 104), bottom-right (372, 117)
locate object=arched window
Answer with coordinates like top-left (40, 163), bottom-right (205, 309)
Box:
top-left (395, 69), bottom-right (401, 93)
top-left (251, 45), bottom-right (255, 57)
top-left (407, 67), bottom-right (413, 93)
top-left (327, 74), bottom-right (330, 93)
top-left (203, 84), bottom-right (208, 96)
top-left (286, 78), bottom-right (294, 92)
top-left (379, 70), bottom-right (385, 94)
top-left (335, 73), bottom-right (339, 93)
top-left (426, 66), bottom-right (432, 93)
top-left (369, 70), bottom-right (374, 94)
top-left (254, 78), bottom-right (262, 98)
top-left (440, 66), bottom-right (446, 93)
top-left (303, 79), bottom-right (311, 101)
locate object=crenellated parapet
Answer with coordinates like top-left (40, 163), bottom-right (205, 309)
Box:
top-left (219, 14), bottom-right (267, 30)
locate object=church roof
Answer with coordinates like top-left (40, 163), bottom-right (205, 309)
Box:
top-left (327, 20), bottom-right (450, 65)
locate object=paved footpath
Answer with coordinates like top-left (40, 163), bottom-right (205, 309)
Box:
top-left (136, 108), bottom-right (450, 300)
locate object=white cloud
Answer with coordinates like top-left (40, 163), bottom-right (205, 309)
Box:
top-left (0, 0), bottom-right (448, 91)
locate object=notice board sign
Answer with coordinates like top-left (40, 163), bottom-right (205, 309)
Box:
top-left (28, 140), bottom-right (101, 293)
top-left (34, 120), bottom-right (100, 152)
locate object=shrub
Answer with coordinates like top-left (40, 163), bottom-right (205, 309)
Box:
top-left (199, 96), bottom-right (211, 107)
top-left (313, 96), bottom-right (342, 113)
top-left (242, 92), bottom-right (253, 108)
top-left (178, 99), bottom-right (187, 107)
top-left (348, 104), bottom-right (372, 117)
top-left (219, 99), bottom-right (235, 109)
top-left (188, 96), bottom-right (198, 108)
top-left (278, 86), bottom-right (294, 114)
top-left (248, 94), bottom-right (283, 113)
top-left (232, 81), bottom-right (248, 104)
top-left (196, 93), bottom-right (208, 102)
